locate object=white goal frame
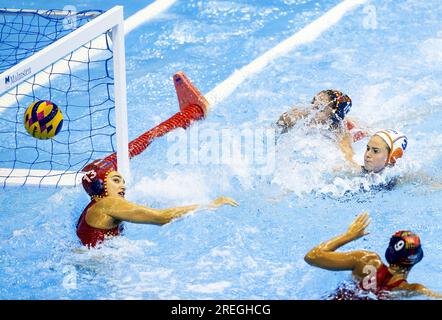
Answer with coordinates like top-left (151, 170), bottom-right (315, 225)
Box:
top-left (0, 6), bottom-right (130, 187)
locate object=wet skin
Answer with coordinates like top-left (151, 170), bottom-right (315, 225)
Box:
top-left (363, 135), bottom-right (390, 173)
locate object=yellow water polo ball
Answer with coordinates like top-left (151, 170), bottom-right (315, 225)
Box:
top-left (24, 100), bottom-right (63, 139)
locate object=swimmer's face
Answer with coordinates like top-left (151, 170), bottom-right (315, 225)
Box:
top-left (364, 136), bottom-right (390, 173)
top-left (311, 93), bottom-right (336, 124)
top-left (106, 171), bottom-right (126, 198)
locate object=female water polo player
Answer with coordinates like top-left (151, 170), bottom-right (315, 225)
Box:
top-left (362, 129), bottom-right (407, 173)
top-left (304, 212), bottom-right (442, 299)
top-left (77, 159), bottom-right (238, 248)
top-left (276, 90), bottom-right (353, 133)
top-left (341, 129), bottom-right (408, 174)
top-left (276, 90), bottom-right (366, 162)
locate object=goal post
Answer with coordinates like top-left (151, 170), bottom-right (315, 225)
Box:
top-left (0, 6), bottom-right (129, 187)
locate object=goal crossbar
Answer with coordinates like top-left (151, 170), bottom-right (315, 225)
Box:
top-left (0, 8), bottom-right (101, 18)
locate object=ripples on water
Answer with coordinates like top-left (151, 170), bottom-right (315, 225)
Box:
top-left (0, 0), bottom-right (441, 299)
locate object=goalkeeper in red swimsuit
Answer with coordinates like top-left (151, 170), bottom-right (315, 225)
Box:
top-left (77, 72), bottom-right (238, 248)
top-left (77, 159), bottom-right (237, 248)
top-left (304, 212), bottom-right (442, 299)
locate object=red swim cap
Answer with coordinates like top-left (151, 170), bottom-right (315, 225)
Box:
top-left (81, 159), bottom-right (117, 198)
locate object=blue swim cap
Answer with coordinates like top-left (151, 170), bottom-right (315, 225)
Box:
top-left (330, 90), bottom-right (352, 121)
top-left (313, 90), bottom-right (352, 122)
top-left (385, 231), bottom-right (423, 268)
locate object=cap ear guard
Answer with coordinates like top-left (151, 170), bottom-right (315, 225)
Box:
top-left (327, 90), bottom-right (352, 121)
top-left (90, 178), bottom-right (105, 196)
top-left (335, 95), bottom-right (352, 120)
top-left (389, 147), bottom-right (403, 165)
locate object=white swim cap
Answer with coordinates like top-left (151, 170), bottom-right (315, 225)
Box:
top-left (374, 129), bottom-right (408, 165)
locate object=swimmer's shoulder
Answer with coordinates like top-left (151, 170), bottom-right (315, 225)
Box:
top-left (352, 251), bottom-right (383, 278)
top-left (358, 251), bottom-right (382, 265)
top-left (87, 196), bottom-right (130, 215)
top-left (86, 197), bottom-right (126, 227)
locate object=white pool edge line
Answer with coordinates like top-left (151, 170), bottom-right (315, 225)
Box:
top-left (0, 0), bottom-right (178, 112)
top-left (124, 0), bottom-right (177, 34)
top-left (205, 0), bottom-right (368, 108)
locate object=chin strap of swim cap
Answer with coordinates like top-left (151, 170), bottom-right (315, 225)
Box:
top-left (385, 231), bottom-right (423, 268)
top-left (374, 129), bottom-right (408, 166)
top-left (81, 159), bottom-right (117, 199)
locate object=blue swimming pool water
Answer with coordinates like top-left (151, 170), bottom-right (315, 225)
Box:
top-left (1, 0), bottom-right (441, 299)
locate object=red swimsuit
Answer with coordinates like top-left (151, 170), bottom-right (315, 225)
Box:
top-left (373, 265), bottom-right (406, 293)
top-left (331, 265), bottom-right (407, 300)
top-left (76, 200), bottom-right (123, 248)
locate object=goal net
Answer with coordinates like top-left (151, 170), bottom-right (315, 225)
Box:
top-left (0, 6), bottom-right (129, 187)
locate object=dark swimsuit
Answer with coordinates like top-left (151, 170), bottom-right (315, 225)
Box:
top-left (76, 199), bottom-right (124, 248)
top-left (360, 167), bottom-right (397, 190)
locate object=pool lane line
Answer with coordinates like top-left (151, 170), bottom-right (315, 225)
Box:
top-left (204, 0), bottom-right (368, 109)
top-left (0, 0), bottom-right (178, 112)
top-left (124, 0), bottom-right (177, 34)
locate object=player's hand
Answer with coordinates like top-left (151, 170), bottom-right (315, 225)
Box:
top-left (346, 212), bottom-right (371, 240)
top-left (209, 196), bottom-right (239, 209)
